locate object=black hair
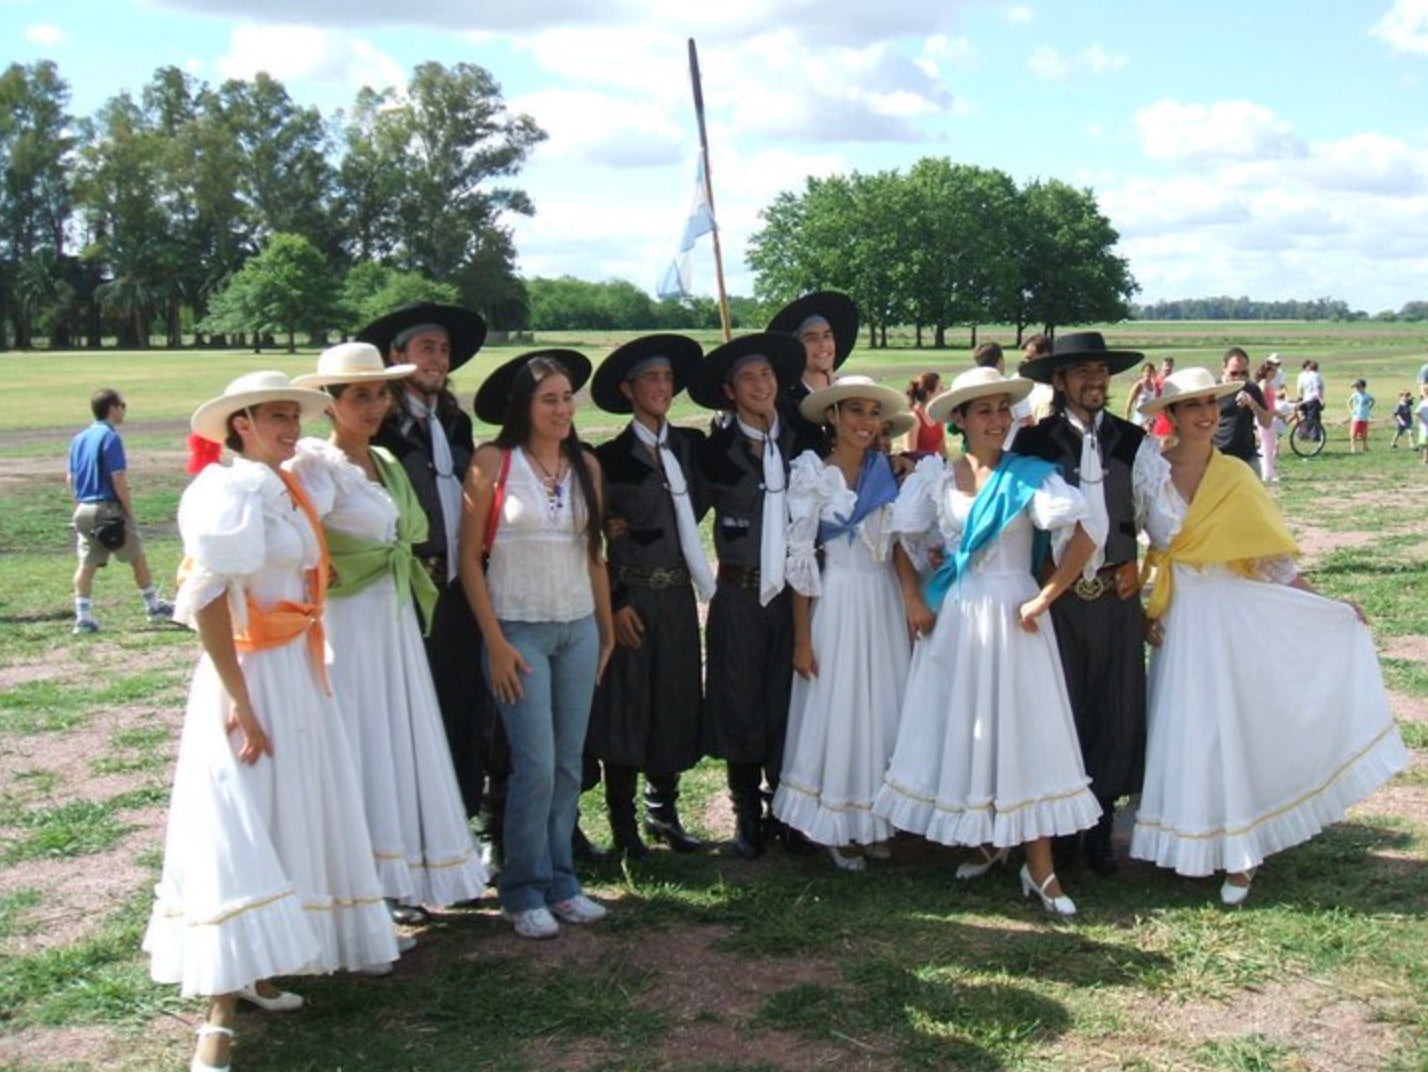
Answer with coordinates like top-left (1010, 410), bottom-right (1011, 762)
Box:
top-left (91, 387), bottom-right (122, 421)
top-left (493, 356), bottom-right (601, 559)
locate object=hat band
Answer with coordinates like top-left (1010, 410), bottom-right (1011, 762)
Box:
top-left (393, 322), bottom-right (449, 350)
top-left (627, 356), bottom-right (672, 380)
top-left (796, 314), bottom-right (830, 336)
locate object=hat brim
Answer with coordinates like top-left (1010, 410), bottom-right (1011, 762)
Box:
top-left (1019, 349), bottom-right (1145, 385)
top-left (687, 333), bottom-right (806, 411)
top-left (927, 377), bottom-right (1035, 425)
top-left (766, 291), bottom-right (860, 369)
top-left (356, 303), bottom-right (487, 371)
top-left (1138, 381), bottom-right (1242, 418)
top-left (884, 412), bottom-right (917, 438)
top-left (292, 363), bottom-right (416, 390)
top-left (798, 381), bottom-right (906, 425)
top-left (591, 334), bottom-right (703, 415)
top-left (191, 388), bottom-right (333, 445)
top-left (473, 349), bottom-right (593, 426)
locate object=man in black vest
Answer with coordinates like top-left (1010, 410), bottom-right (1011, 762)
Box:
top-left (588, 334), bottom-right (712, 857)
top-left (359, 302), bottom-right (505, 878)
top-left (1012, 332), bottom-right (1156, 875)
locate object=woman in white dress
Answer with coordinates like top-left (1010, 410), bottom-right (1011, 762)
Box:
top-left (145, 372), bottom-right (400, 1072)
top-left (289, 343), bottom-right (487, 920)
top-left (873, 367), bottom-right (1103, 916)
top-left (772, 377), bottom-right (930, 872)
top-left (1131, 368), bottom-right (1409, 905)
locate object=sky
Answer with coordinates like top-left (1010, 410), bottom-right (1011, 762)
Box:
top-left (6, 0), bottom-right (1428, 313)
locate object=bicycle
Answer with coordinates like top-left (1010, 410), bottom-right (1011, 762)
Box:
top-left (1286, 401), bottom-right (1328, 458)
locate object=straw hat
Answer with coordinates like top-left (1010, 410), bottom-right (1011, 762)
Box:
top-left (355, 301), bottom-right (487, 371)
top-left (766, 290), bottom-right (860, 369)
top-left (190, 371), bottom-right (332, 445)
top-left (884, 411), bottom-right (917, 439)
top-left (591, 334), bottom-right (703, 415)
top-left (686, 332), bottom-right (805, 411)
top-left (292, 342), bottom-right (415, 390)
top-left (926, 367), bottom-right (1034, 425)
top-left (1019, 331), bottom-right (1145, 384)
top-left (798, 374), bottom-right (906, 425)
top-left (473, 349), bottom-right (593, 426)
top-left (1137, 367), bottom-right (1242, 417)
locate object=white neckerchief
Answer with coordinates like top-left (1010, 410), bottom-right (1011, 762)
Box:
top-left (736, 412), bottom-right (787, 606)
top-left (408, 394), bottom-right (462, 582)
top-left (631, 419), bottom-right (716, 601)
top-left (1066, 410), bottom-right (1108, 578)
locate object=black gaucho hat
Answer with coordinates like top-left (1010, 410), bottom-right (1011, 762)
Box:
top-left (766, 290), bottom-right (860, 369)
top-left (473, 349), bottom-right (593, 426)
top-left (687, 332), bottom-right (805, 411)
top-left (1018, 331), bottom-right (1145, 384)
top-left (591, 334), bottom-right (703, 415)
top-left (356, 301), bottom-right (488, 372)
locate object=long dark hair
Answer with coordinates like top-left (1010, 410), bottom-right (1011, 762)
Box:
top-left (494, 356), bottom-right (601, 558)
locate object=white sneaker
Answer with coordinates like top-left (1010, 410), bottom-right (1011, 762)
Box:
top-left (501, 906), bottom-right (560, 939)
top-left (147, 598), bottom-right (175, 623)
top-left (549, 894), bottom-right (607, 925)
top-left (73, 619), bottom-right (100, 636)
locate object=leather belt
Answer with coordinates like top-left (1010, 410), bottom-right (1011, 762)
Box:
top-left (716, 563), bottom-right (761, 593)
top-left (1072, 562), bottom-right (1127, 601)
top-left (617, 564), bottom-right (690, 590)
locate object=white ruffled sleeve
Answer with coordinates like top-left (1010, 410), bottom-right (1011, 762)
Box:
top-left (1250, 554), bottom-right (1300, 585)
top-left (892, 455), bottom-right (947, 573)
top-left (785, 451), bottom-right (836, 597)
top-left (173, 464), bottom-right (267, 628)
top-left (1132, 442), bottom-right (1180, 550)
top-left (285, 437), bottom-right (341, 518)
top-left (1028, 471), bottom-right (1091, 565)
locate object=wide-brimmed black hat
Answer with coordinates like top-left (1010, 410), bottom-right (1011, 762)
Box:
top-left (473, 348), bottom-right (592, 426)
top-left (687, 333), bottom-right (805, 411)
top-left (1018, 331), bottom-right (1145, 384)
top-left (356, 301), bottom-right (488, 372)
top-left (591, 334), bottom-right (703, 415)
top-left (766, 290), bottom-right (860, 369)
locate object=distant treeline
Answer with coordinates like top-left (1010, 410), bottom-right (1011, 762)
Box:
top-left (1131, 297), bottom-right (1428, 322)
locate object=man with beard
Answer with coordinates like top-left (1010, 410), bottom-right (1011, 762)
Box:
top-left (359, 302), bottom-right (505, 883)
top-left (1012, 332), bottom-right (1158, 875)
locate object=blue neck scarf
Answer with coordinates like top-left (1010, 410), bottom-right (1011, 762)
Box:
top-left (817, 452), bottom-right (900, 546)
top-left (923, 452), bottom-right (1055, 611)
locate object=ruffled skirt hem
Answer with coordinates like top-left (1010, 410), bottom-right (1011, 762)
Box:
top-left (772, 781), bottom-right (894, 847)
top-left (874, 777), bottom-right (1101, 848)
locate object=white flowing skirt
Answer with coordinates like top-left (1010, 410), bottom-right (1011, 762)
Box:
top-left (326, 577), bottom-right (486, 906)
top-left (874, 569), bottom-right (1100, 847)
top-left (1131, 564), bottom-right (1408, 876)
top-left (145, 640), bottom-right (399, 997)
top-left (773, 546), bottom-right (910, 846)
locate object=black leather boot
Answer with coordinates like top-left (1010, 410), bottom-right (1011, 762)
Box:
top-left (605, 764), bottom-right (650, 859)
top-left (1085, 802), bottom-right (1119, 876)
top-left (728, 763), bottom-right (765, 859)
top-left (644, 773), bottom-right (703, 853)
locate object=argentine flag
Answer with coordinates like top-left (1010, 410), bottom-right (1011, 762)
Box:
top-left (656, 152), bottom-right (716, 299)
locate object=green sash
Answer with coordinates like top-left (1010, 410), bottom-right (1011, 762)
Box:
top-left (325, 446), bottom-right (440, 634)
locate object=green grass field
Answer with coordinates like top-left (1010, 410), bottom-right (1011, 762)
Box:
top-left (1, 321), bottom-right (1425, 1071)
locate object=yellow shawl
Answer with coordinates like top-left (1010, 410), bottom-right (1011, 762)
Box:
top-left (1143, 450), bottom-right (1298, 620)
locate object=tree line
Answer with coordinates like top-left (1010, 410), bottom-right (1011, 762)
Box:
top-left (1132, 296), bottom-right (1428, 322)
top-left (746, 158), bottom-right (1137, 348)
top-left (0, 58), bottom-right (542, 350)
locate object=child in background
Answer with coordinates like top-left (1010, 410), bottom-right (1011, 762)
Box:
top-left (1391, 391), bottom-right (1414, 449)
top-left (1347, 379), bottom-right (1374, 454)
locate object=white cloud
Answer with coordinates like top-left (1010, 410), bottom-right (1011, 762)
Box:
top-left (1003, 5), bottom-right (1033, 26)
top-left (1135, 99), bottom-right (1305, 163)
top-left (24, 23), bottom-right (66, 45)
top-left (215, 24), bottom-right (405, 93)
top-left (513, 88), bottom-right (684, 168)
top-left (1027, 43), bottom-right (1127, 81)
top-left (1370, 0), bottom-right (1428, 56)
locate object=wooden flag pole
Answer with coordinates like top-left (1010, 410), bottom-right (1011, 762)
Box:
top-left (688, 38), bottom-right (733, 342)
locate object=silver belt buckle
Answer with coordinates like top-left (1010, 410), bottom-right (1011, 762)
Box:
top-left (1073, 575), bottom-right (1109, 600)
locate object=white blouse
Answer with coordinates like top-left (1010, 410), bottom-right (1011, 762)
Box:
top-left (485, 447), bottom-right (594, 623)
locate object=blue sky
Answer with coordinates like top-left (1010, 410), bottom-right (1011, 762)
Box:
top-left (6, 0), bottom-right (1428, 312)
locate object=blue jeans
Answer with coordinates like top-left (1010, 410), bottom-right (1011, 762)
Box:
top-left (484, 615), bottom-right (599, 912)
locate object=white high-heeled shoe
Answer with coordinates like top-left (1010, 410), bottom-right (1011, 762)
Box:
top-left (1220, 868), bottom-right (1256, 906)
top-left (191, 1023), bottom-right (233, 1072)
top-left (1020, 864), bottom-right (1077, 917)
top-left (236, 985), bottom-right (303, 1012)
top-left (828, 846), bottom-right (866, 872)
top-left (955, 845), bottom-right (1008, 880)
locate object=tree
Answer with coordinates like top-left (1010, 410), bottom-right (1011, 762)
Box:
top-left (339, 261), bottom-right (458, 334)
top-left (200, 233), bottom-right (337, 352)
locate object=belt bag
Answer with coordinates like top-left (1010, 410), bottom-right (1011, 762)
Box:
top-left (94, 513), bottom-right (127, 551)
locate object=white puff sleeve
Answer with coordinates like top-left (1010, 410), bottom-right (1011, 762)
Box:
top-left (172, 463), bottom-right (268, 628)
top-left (285, 437), bottom-right (341, 518)
top-left (1132, 443), bottom-right (1179, 551)
top-left (786, 451), bottom-right (845, 598)
top-left (892, 455), bottom-right (947, 574)
top-left (1027, 471), bottom-right (1091, 566)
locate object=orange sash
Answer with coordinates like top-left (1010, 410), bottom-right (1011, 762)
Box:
top-left (179, 469), bottom-right (332, 693)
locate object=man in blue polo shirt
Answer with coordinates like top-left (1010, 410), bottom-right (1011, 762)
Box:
top-left (66, 388), bottom-right (172, 635)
